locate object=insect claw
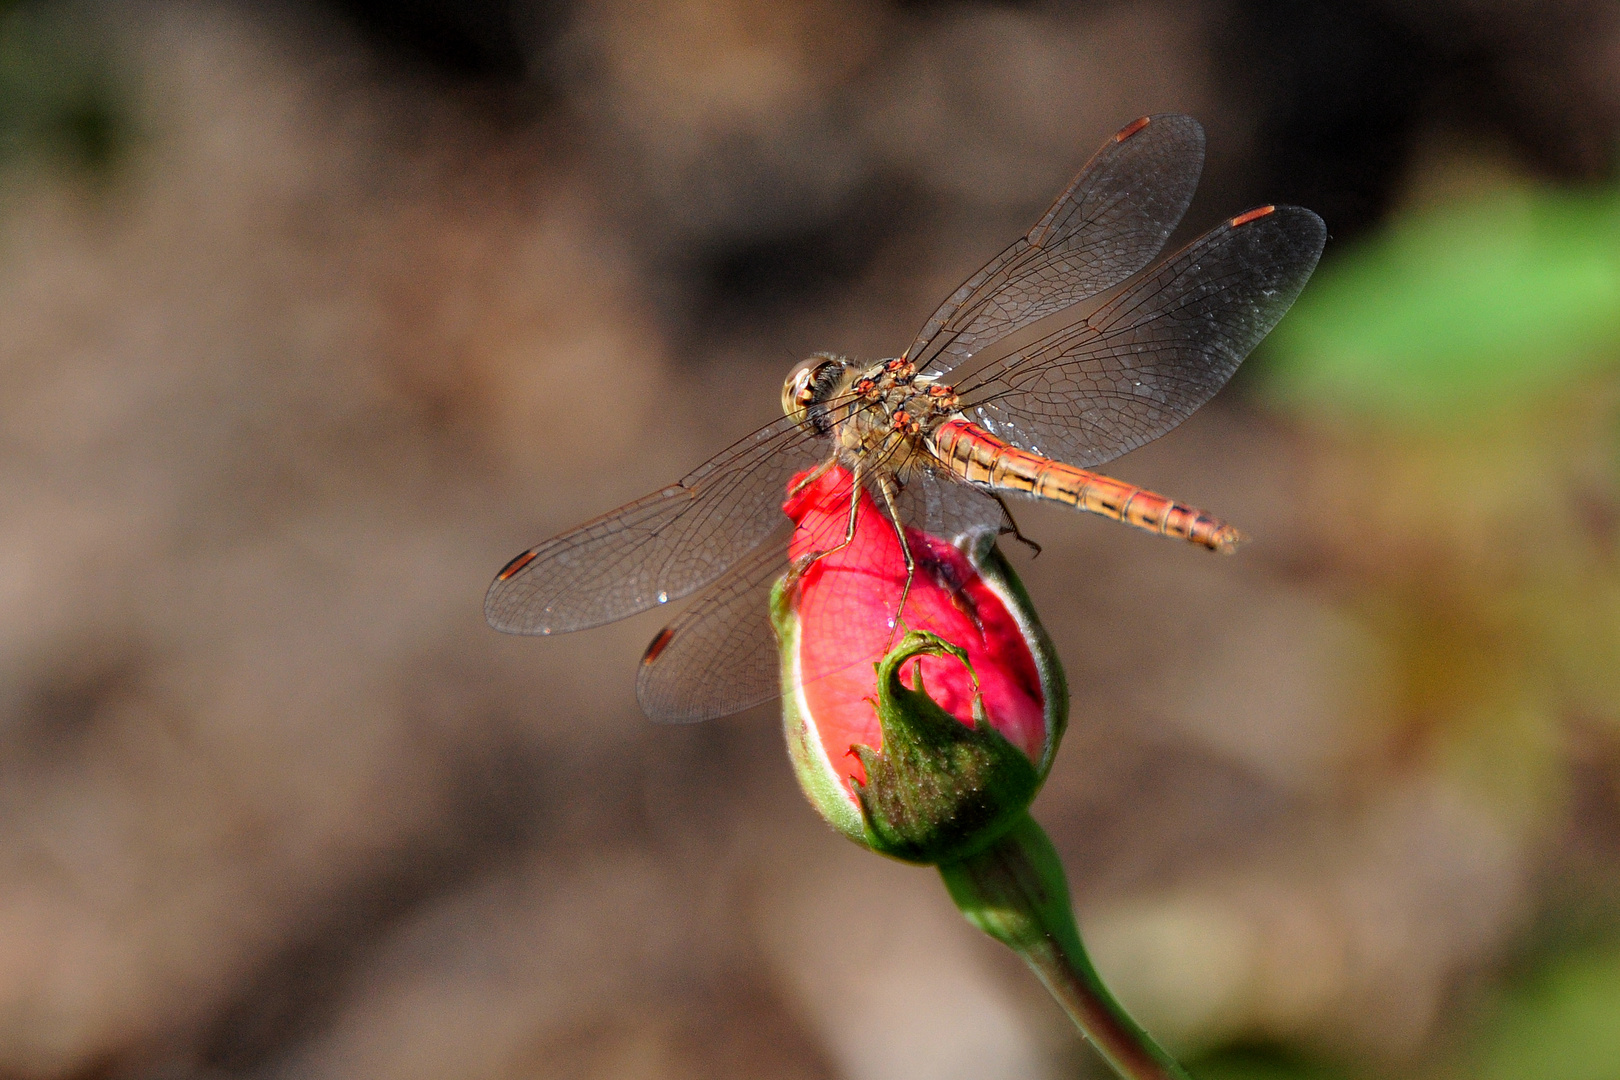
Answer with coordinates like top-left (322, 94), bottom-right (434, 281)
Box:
top-left (1005, 529), bottom-right (1042, 557)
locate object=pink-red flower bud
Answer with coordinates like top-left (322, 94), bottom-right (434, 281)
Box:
top-left (771, 466), bottom-right (1067, 861)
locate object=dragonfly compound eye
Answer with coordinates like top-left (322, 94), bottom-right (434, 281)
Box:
top-left (781, 353), bottom-right (847, 431)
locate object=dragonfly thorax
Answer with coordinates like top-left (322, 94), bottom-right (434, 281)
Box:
top-left (783, 353), bottom-right (963, 480)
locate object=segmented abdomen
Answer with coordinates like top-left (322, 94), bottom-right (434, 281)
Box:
top-left (929, 419), bottom-right (1243, 553)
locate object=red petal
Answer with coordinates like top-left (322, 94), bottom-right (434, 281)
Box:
top-left (783, 467), bottom-right (1046, 792)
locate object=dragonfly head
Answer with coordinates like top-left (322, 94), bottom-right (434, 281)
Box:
top-left (782, 352), bottom-right (850, 434)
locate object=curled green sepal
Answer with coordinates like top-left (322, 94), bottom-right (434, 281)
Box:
top-left (852, 631), bottom-right (1040, 864)
top-left (940, 813), bottom-right (1194, 1080)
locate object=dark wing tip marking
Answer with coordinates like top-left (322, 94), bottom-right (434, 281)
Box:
top-left (642, 627), bottom-right (677, 666)
top-left (495, 548), bottom-right (539, 581)
top-left (1115, 115), bottom-right (1153, 142)
top-left (1229, 205), bottom-right (1276, 228)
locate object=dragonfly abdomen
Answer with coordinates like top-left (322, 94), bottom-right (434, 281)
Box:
top-left (929, 418), bottom-right (1243, 553)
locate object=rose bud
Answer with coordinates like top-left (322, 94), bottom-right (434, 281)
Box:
top-left (770, 465), bottom-right (1068, 863)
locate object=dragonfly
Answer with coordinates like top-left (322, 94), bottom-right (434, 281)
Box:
top-left (487, 114), bottom-right (1326, 722)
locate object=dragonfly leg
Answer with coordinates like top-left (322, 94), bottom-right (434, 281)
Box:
top-left (790, 460), bottom-right (866, 579)
top-left (877, 476), bottom-right (916, 641)
top-left (790, 464), bottom-right (915, 644)
top-left (787, 456), bottom-right (839, 499)
top-left (991, 493), bottom-right (1042, 557)
top-left (984, 492), bottom-right (1049, 557)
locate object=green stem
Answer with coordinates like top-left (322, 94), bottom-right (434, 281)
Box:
top-left (940, 813), bottom-right (1193, 1080)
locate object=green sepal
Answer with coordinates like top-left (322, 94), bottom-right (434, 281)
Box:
top-left (852, 631), bottom-right (1041, 864)
top-left (940, 811), bottom-right (1080, 955)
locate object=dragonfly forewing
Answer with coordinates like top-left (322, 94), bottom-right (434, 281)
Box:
top-left (485, 415), bottom-right (827, 635)
top-left (907, 114), bottom-right (1205, 379)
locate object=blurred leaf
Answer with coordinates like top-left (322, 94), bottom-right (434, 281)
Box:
top-left (1262, 186), bottom-right (1620, 420)
top-left (1475, 940), bottom-right (1620, 1080)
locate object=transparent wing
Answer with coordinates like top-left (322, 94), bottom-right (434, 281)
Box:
top-left (907, 114), bottom-right (1205, 378)
top-left (485, 416), bottom-right (829, 635)
top-left (634, 526), bottom-right (792, 723)
top-left (890, 467), bottom-right (1007, 539)
top-left (634, 471), bottom-right (1006, 724)
top-left (954, 205), bottom-right (1327, 468)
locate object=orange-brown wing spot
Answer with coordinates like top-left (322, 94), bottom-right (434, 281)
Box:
top-left (1229, 205), bottom-right (1276, 228)
top-left (1115, 115), bottom-right (1153, 142)
top-left (642, 627), bottom-right (677, 666)
top-left (496, 549), bottom-right (539, 581)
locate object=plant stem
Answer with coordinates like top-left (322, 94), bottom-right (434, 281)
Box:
top-left (940, 813), bottom-right (1193, 1080)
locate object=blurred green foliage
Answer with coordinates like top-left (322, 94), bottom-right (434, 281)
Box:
top-left (1474, 939), bottom-right (1620, 1080)
top-left (1256, 157), bottom-right (1620, 824)
top-left (1262, 185), bottom-right (1620, 420)
top-left (0, 0), bottom-right (128, 177)
top-left (1186, 936), bottom-right (1620, 1080)
top-left (1210, 165), bottom-right (1620, 1080)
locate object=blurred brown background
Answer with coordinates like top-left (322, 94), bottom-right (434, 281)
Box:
top-left (1, 1), bottom-right (1618, 1077)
